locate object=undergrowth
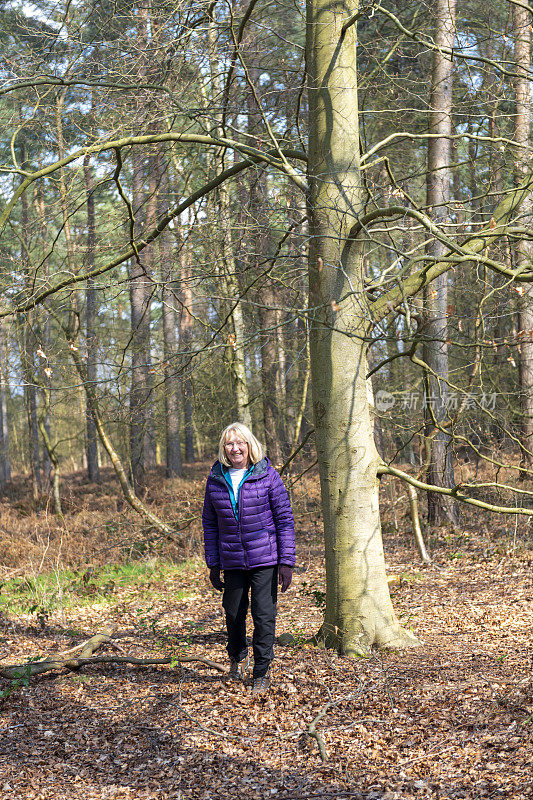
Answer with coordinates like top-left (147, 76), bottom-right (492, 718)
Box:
top-left (0, 559), bottom-right (191, 617)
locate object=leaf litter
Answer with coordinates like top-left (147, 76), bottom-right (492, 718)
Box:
top-left (0, 466), bottom-right (531, 800)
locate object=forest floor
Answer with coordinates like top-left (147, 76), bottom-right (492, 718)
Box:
top-left (0, 462), bottom-right (532, 800)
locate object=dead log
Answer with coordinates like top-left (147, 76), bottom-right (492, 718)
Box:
top-left (0, 628), bottom-right (227, 679)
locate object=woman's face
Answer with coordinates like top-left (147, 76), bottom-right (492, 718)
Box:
top-left (224, 431), bottom-right (250, 469)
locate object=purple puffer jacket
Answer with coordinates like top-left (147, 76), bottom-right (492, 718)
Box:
top-left (202, 457), bottom-right (295, 570)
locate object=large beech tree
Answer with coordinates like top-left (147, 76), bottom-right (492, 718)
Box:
top-left (304, 0), bottom-right (532, 653)
top-left (306, 0), bottom-right (419, 653)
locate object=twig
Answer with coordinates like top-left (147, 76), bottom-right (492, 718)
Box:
top-left (307, 705), bottom-right (329, 760)
top-left (176, 706), bottom-right (230, 737)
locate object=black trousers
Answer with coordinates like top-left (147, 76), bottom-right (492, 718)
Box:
top-left (222, 566), bottom-right (278, 678)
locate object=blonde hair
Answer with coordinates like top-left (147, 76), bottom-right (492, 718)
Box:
top-left (218, 422), bottom-right (264, 467)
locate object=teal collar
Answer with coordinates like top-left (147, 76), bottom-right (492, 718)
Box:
top-left (221, 463), bottom-right (254, 519)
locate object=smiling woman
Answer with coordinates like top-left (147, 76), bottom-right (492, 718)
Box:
top-left (202, 422), bottom-right (295, 695)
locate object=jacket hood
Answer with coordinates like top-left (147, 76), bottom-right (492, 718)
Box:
top-left (209, 457), bottom-right (270, 481)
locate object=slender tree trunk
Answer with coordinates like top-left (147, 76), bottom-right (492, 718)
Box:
top-left (38, 387), bottom-right (63, 517)
top-left (178, 217), bottom-right (195, 461)
top-left (306, 0), bottom-right (418, 654)
top-left (514, 3), bottom-right (533, 473)
top-left (23, 355), bottom-right (41, 500)
top-left (34, 183), bottom-right (52, 483)
top-left (244, 63), bottom-right (282, 458)
top-left (218, 184), bottom-right (253, 428)
top-left (128, 3), bottom-right (154, 491)
top-left (0, 324), bottom-right (10, 489)
top-left (142, 157), bottom-right (158, 468)
top-left (19, 139), bottom-right (41, 500)
top-left (423, 0), bottom-right (459, 525)
top-left (83, 156), bottom-right (101, 482)
top-left (129, 153), bottom-right (151, 494)
top-left (275, 307), bottom-right (290, 455)
top-left (204, 12), bottom-right (252, 428)
top-left (40, 316), bottom-right (52, 486)
top-left (159, 156), bottom-right (182, 477)
top-left (259, 282), bottom-right (283, 465)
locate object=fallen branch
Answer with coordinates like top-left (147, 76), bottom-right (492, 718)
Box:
top-left (0, 629), bottom-right (227, 679)
top-left (305, 690), bottom-right (363, 760)
top-left (307, 705), bottom-right (330, 761)
top-left (51, 629), bottom-right (116, 658)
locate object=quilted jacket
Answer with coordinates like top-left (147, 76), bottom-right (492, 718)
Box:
top-left (202, 457), bottom-right (295, 570)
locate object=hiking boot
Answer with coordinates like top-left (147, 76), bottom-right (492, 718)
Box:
top-left (251, 673), bottom-right (271, 695)
top-left (229, 655), bottom-right (249, 681)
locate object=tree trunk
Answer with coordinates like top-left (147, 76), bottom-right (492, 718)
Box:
top-left (40, 316), bottom-right (52, 487)
top-left (34, 182), bottom-right (52, 484)
top-left (244, 61), bottom-right (283, 459)
top-left (0, 324), bottom-right (10, 490)
top-left (259, 283), bottom-right (283, 466)
top-left (142, 157), bottom-right (158, 468)
top-left (218, 183), bottom-right (253, 428)
top-left (38, 386), bottom-right (63, 517)
top-left (19, 139), bottom-right (41, 500)
top-left (423, 0), bottom-right (459, 525)
top-left (83, 155), bottom-right (100, 482)
top-left (128, 3), bottom-right (155, 491)
top-left (178, 217), bottom-right (195, 462)
top-left (204, 12), bottom-right (252, 429)
top-left (23, 353), bottom-right (41, 501)
top-left (306, 0), bottom-right (418, 654)
top-left (129, 153), bottom-right (151, 494)
top-left (514, 3), bottom-right (533, 473)
top-left (159, 156), bottom-right (182, 477)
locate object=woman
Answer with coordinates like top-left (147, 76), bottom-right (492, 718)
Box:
top-left (202, 422), bottom-right (295, 694)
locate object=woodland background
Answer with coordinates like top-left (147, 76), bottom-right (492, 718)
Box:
top-left (0, 0), bottom-right (532, 798)
top-left (0, 0), bottom-right (531, 502)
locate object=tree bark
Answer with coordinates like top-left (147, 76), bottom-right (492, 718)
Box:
top-left (37, 385), bottom-right (63, 517)
top-left (178, 216), bottom-right (195, 462)
top-left (128, 2), bottom-right (155, 492)
top-left (84, 155), bottom-right (100, 482)
top-left (142, 156), bottom-right (158, 468)
top-left (259, 280), bottom-right (283, 466)
top-left (159, 155), bottom-right (183, 477)
top-left (19, 139), bottom-right (41, 499)
top-left (0, 324), bottom-right (10, 490)
top-left (218, 183), bottom-right (253, 429)
top-left (34, 182), bottom-right (52, 483)
top-left (129, 153), bottom-right (152, 494)
top-left (306, 0), bottom-right (418, 654)
top-left (21, 335), bottom-right (41, 500)
top-left (423, 0), bottom-right (459, 525)
top-left (514, 2), bottom-right (533, 473)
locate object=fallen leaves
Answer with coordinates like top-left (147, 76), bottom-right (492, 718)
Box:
top-left (0, 468), bottom-right (532, 799)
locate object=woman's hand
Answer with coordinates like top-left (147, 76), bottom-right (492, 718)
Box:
top-left (209, 567), bottom-right (224, 591)
top-left (278, 565), bottom-right (293, 593)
